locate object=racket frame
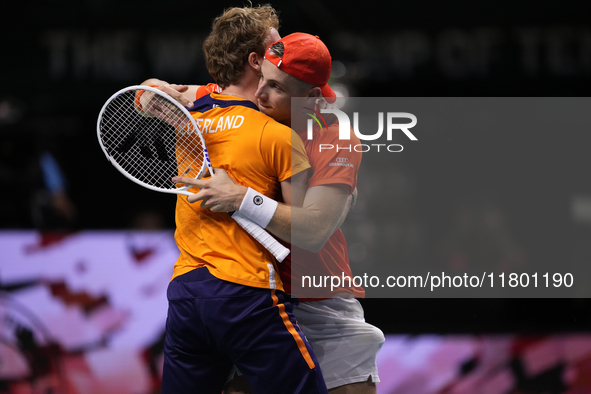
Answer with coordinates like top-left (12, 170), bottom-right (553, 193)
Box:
top-left (97, 85), bottom-right (210, 196)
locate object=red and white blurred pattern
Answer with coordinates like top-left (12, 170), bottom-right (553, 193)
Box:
top-left (377, 335), bottom-right (591, 393)
top-left (0, 231), bottom-right (174, 394)
top-left (1, 231), bottom-right (590, 394)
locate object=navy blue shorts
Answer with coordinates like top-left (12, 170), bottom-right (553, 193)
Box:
top-left (161, 267), bottom-right (327, 394)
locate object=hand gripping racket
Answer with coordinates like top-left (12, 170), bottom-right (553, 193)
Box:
top-left (97, 85), bottom-right (290, 262)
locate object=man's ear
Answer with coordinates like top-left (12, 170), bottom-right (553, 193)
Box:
top-left (248, 52), bottom-right (262, 71)
top-left (307, 87), bottom-right (322, 98)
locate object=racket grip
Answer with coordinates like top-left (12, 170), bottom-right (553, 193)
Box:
top-left (231, 211), bottom-right (290, 263)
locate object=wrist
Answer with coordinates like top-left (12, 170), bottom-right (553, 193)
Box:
top-left (238, 187), bottom-right (278, 229)
top-left (233, 185), bottom-right (248, 211)
top-left (134, 84), bottom-right (159, 112)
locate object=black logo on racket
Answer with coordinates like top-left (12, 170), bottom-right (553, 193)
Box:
top-left (253, 195), bottom-right (264, 206)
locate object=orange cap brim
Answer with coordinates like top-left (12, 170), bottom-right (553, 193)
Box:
top-left (321, 84), bottom-right (337, 103)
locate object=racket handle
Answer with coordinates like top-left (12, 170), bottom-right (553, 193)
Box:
top-left (231, 211), bottom-right (290, 263)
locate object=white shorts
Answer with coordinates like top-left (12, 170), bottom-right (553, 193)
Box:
top-left (294, 298), bottom-right (385, 390)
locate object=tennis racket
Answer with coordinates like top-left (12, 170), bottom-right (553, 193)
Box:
top-left (97, 85), bottom-right (290, 262)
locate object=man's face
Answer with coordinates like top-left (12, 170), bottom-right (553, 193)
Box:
top-left (255, 59), bottom-right (302, 127)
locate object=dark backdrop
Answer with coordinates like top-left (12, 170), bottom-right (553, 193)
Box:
top-left (1, 0), bottom-right (591, 334)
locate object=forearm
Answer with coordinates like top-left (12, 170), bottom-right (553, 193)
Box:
top-left (140, 78), bottom-right (198, 106)
top-left (241, 184), bottom-right (349, 252)
top-left (266, 202), bottom-right (343, 253)
top-left (264, 204), bottom-right (292, 245)
top-left (141, 78), bottom-right (166, 86)
top-left (199, 184), bottom-right (348, 252)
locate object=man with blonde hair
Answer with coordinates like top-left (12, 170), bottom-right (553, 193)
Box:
top-left (149, 6), bottom-right (328, 394)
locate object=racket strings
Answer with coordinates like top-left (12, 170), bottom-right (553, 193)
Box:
top-left (99, 89), bottom-right (206, 190)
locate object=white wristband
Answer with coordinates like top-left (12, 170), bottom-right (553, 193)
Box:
top-left (238, 187), bottom-right (278, 229)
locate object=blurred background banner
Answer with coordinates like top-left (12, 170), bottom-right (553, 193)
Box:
top-left (2, 0), bottom-right (591, 392)
top-left (2, 230), bottom-right (591, 394)
top-left (0, 231), bottom-right (173, 393)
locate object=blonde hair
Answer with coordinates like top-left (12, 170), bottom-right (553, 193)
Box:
top-left (203, 4), bottom-right (279, 87)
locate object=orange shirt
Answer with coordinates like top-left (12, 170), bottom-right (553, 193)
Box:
top-left (173, 92), bottom-right (310, 291)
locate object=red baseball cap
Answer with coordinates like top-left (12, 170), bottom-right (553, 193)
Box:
top-left (264, 32), bottom-right (337, 103)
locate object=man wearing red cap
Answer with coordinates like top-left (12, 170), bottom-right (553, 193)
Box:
top-left (177, 33), bottom-right (384, 394)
